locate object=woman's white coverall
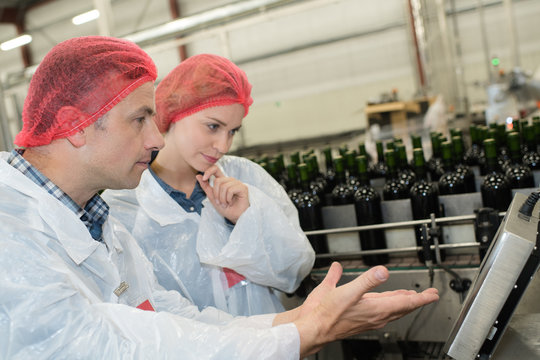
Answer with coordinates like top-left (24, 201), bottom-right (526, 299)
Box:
top-left (103, 155), bottom-right (315, 316)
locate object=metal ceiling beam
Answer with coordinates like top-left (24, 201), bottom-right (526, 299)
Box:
top-left (124, 0), bottom-right (295, 45)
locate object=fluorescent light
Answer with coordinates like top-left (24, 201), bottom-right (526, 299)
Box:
top-left (72, 9), bottom-right (100, 25)
top-left (1, 34), bottom-right (32, 51)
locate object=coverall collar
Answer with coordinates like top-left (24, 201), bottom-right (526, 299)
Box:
top-left (135, 169), bottom-right (201, 226)
top-left (0, 152), bottom-right (101, 265)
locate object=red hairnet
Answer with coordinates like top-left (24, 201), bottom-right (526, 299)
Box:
top-left (155, 54), bottom-right (253, 133)
top-left (15, 36), bottom-right (157, 147)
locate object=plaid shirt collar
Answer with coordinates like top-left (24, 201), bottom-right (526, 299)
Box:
top-left (8, 149), bottom-right (109, 242)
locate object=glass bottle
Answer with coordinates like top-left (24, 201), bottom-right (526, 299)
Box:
top-left (286, 163), bottom-right (301, 203)
top-left (369, 140), bottom-right (388, 179)
top-left (505, 131), bottom-right (534, 189)
top-left (437, 140), bottom-right (466, 195)
top-left (267, 159), bottom-right (288, 191)
top-left (452, 135), bottom-right (476, 193)
top-left (533, 116), bottom-right (540, 152)
top-left (464, 124), bottom-right (485, 167)
top-left (427, 132), bottom-right (444, 181)
top-left (354, 155), bottom-right (389, 266)
top-left (382, 149), bottom-right (409, 200)
top-left (338, 144), bottom-right (349, 157)
top-left (322, 147), bottom-right (337, 192)
top-left (308, 154), bottom-right (328, 195)
top-left (480, 139), bottom-right (512, 212)
top-left (495, 123), bottom-right (510, 164)
top-left (330, 155), bottom-right (355, 205)
top-left (409, 134), bottom-right (423, 168)
top-left (522, 124), bottom-right (540, 171)
top-left (296, 163), bottom-right (329, 267)
top-left (344, 150), bottom-right (360, 191)
top-left (275, 154), bottom-right (287, 181)
top-left (409, 148), bottom-right (445, 263)
top-left (395, 143), bottom-right (416, 190)
top-left (304, 160), bottom-right (326, 205)
top-left (290, 151), bottom-right (301, 166)
top-left (357, 142), bottom-right (371, 163)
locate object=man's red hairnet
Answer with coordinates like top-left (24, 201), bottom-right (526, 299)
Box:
top-left (155, 54), bottom-right (253, 133)
top-left (15, 36), bottom-right (157, 147)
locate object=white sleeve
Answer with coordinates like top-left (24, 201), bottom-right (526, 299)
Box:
top-left (0, 229), bottom-right (300, 359)
top-left (197, 156), bottom-right (315, 293)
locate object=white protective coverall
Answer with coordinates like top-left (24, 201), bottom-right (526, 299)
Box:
top-left (103, 155), bottom-right (315, 316)
top-left (0, 152), bottom-right (300, 359)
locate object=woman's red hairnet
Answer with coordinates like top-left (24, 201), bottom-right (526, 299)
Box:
top-left (155, 54), bottom-right (253, 133)
top-left (15, 36), bottom-right (157, 147)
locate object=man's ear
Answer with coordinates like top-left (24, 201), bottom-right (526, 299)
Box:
top-left (57, 106), bottom-right (87, 148)
top-left (66, 129), bottom-right (86, 148)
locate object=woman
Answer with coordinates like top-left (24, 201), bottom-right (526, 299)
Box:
top-left (103, 54), bottom-right (315, 316)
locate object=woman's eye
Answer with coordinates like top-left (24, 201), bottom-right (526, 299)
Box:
top-left (208, 124), bottom-right (218, 130)
top-left (230, 129), bottom-right (239, 135)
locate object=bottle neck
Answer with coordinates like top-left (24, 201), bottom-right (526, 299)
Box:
top-left (358, 171), bottom-right (369, 186)
top-left (324, 150), bottom-right (333, 169)
top-left (376, 143), bottom-right (384, 163)
top-left (485, 154), bottom-right (500, 173)
top-left (415, 166), bottom-right (428, 181)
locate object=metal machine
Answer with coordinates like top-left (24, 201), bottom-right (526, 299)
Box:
top-left (444, 191), bottom-right (540, 359)
top-left (307, 188), bottom-right (540, 359)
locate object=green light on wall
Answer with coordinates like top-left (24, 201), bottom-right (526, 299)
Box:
top-left (491, 57), bottom-right (500, 66)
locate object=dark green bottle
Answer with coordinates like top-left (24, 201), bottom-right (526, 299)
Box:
top-left (322, 147), bottom-right (337, 192)
top-left (522, 124), bottom-right (540, 171)
top-left (477, 126), bottom-right (490, 175)
top-left (308, 154), bottom-right (328, 196)
top-left (357, 142), bottom-right (371, 163)
top-left (330, 156), bottom-right (355, 205)
top-left (438, 141), bottom-right (466, 195)
top-left (464, 124), bottom-right (485, 167)
top-left (481, 139), bottom-right (512, 212)
top-left (267, 159), bottom-right (288, 191)
top-left (533, 116), bottom-right (540, 152)
top-left (338, 144), bottom-right (349, 157)
top-left (427, 132), bottom-right (444, 181)
top-left (275, 154), bottom-right (287, 181)
top-left (344, 150), bottom-right (360, 191)
top-left (290, 151), bottom-right (301, 166)
top-left (409, 148), bottom-right (445, 263)
top-left (409, 134), bottom-right (423, 168)
top-left (495, 123), bottom-right (510, 165)
top-left (452, 135), bottom-right (476, 192)
top-left (395, 143), bottom-right (416, 190)
top-left (370, 141), bottom-right (388, 179)
top-left (286, 163), bottom-right (302, 203)
top-left (304, 160), bottom-right (326, 205)
top-left (296, 163), bottom-right (329, 267)
top-left (505, 131), bottom-right (534, 189)
top-left (382, 149), bottom-right (409, 200)
top-left (354, 155), bottom-right (389, 266)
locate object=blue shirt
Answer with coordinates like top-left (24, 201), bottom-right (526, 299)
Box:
top-left (148, 166), bottom-right (206, 215)
top-left (8, 149), bottom-right (109, 242)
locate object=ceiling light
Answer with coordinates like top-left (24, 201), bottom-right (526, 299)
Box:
top-left (72, 9), bottom-right (100, 25)
top-left (1, 34), bottom-right (32, 51)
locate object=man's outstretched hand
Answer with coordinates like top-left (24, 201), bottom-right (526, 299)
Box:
top-left (273, 262), bottom-right (439, 357)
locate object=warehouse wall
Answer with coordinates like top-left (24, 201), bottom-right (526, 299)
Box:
top-left (1, 0), bottom-right (540, 152)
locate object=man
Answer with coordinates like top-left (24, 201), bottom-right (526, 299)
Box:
top-left (0, 36), bottom-right (438, 359)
